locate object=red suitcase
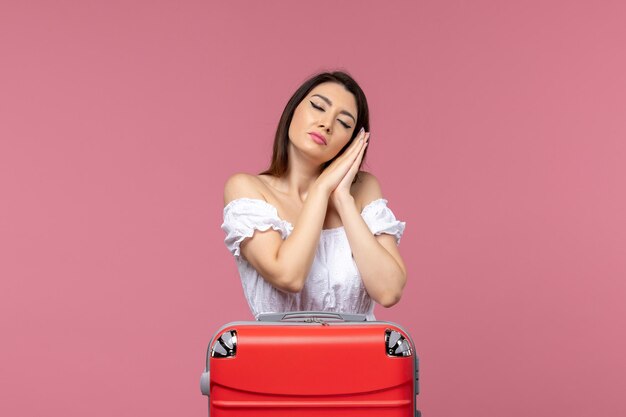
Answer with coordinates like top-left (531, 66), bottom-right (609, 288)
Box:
top-left (200, 311), bottom-right (420, 416)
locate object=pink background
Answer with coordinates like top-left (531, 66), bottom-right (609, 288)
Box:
top-left (1, 1), bottom-right (625, 416)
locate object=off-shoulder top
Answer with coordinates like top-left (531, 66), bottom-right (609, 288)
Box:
top-left (221, 198), bottom-right (406, 321)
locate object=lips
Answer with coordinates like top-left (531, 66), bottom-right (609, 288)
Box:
top-left (308, 132), bottom-right (327, 145)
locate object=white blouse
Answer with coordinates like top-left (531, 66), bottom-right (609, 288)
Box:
top-left (221, 198), bottom-right (406, 321)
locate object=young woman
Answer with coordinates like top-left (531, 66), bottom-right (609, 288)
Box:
top-left (221, 71), bottom-right (406, 320)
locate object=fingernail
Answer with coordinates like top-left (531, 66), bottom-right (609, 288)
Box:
top-left (359, 127), bottom-right (365, 135)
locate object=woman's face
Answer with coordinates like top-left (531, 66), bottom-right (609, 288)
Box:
top-left (288, 82), bottom-right (358, 164)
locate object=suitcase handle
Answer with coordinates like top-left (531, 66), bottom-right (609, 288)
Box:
top-left (257, 311), bottom-right (368, 322)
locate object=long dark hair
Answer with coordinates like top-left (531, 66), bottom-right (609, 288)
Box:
top-left (259, 71), bottom-right (370, 180)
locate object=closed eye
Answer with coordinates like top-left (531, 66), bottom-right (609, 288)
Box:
top-left (310, 101), bottom-right (324, 111)
top-left (310, 101), bottom-right (352, 129)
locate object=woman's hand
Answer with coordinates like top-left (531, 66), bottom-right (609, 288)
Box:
top-left (314, 128), bottom-right (369, 197)
top-left (330, 130), bottom-right (369, 205)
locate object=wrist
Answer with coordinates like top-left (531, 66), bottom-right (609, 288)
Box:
top-left (332, 193), bottom-right (355, 211)
top-left (311, 180), bottom-right (332, 198)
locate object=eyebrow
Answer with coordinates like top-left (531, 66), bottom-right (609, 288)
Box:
top-left (311, 94), bottom-right (356, 123)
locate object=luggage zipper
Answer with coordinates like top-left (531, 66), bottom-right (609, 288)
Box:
top-left (304, 317), bottom-right (330, 326)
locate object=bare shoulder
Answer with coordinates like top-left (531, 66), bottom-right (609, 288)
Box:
top-left (223, 173), bottom-right (266, 206)
top-left (352, 171), bottom-right (384, 211)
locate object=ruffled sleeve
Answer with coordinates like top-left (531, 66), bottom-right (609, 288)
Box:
top-left (361, 198), bottom-right (406, 245)
top-left (221, 198), bottom-right (291, 258)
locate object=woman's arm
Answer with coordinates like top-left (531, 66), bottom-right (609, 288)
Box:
top-left (333, 172), bottom-right (407, 308)
top-left (224, 133), bottom-right (368, 293)
top-left (224, 173), bottom-right (329, 292)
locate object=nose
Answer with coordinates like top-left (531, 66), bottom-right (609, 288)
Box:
top-left (318, 118), bottom-right (332, 134)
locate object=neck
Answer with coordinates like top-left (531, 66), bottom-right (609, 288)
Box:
top-left (282, 144), bottom-right (324, 202)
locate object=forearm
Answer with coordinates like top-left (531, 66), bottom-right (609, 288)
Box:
top-left (275, 185), bottom-right (330, 290)
top-left (335, 196), bottom-right (406, 306)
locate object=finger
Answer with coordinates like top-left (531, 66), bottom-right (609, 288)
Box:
top-left (353, 136), bottom-right (368, 166)
top-left (340, 141), bottom-right (366, 186)
top-left (355, 132), bottom-right (369, 155)
top-left (346, 129), bottom-right (367, 152)
top-left (344, 136), bottom-right (368, 176)
top-left (343, 131), bottom-right (366, 157)
top-left (327, 130), bottom-right (368, 172)
top-left (356, 129), bottom-right (368, 147)
top-left (341, 138), bottom-right (365, 168)
top-left (325, 139), bottom-right (366, 190)
top-left (332, 135), bottom-right (365, 167)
